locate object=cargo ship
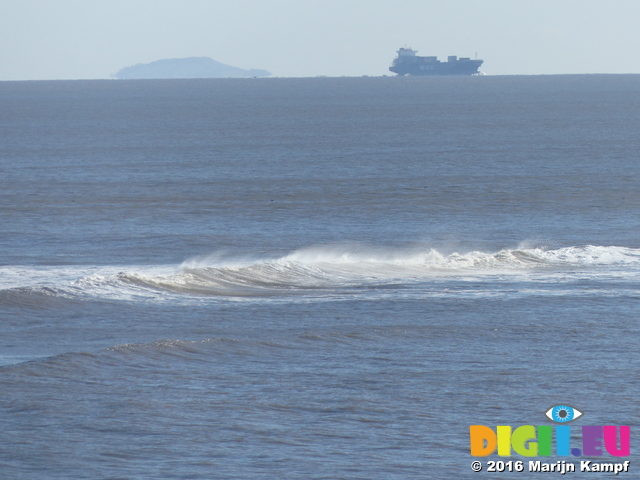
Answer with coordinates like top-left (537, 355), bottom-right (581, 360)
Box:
top-left (389, 47), bottom-right (483, 76)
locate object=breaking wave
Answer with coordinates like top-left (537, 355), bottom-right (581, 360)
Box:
top-left (3, 244), bottom-right (640, 301)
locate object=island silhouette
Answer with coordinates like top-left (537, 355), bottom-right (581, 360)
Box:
top-left (114, 57), bottom-right (271, 79)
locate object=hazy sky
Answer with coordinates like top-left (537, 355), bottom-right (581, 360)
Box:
top-left (2, 0), bottom-right (640, 80)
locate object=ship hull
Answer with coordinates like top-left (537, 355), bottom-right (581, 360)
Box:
top-left (390, 59), bottom-right (483, 76)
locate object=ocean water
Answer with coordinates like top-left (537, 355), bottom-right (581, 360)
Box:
top-left (1, 75), bottom-right (640, 478)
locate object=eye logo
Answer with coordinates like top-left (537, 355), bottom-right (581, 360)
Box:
top-left (545, 405), bottom-right (583, 423)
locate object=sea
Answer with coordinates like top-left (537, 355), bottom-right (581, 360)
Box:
top-left (1, 75), bottom-right (639, 479)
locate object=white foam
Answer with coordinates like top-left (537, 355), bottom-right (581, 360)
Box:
top-left (4, 244), bottom-right (640, 300)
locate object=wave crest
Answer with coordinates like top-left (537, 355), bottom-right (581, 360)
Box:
top-left (112, 244), bottom-right (640, 297)
top-left (4, 244), bottom-right (640, 300)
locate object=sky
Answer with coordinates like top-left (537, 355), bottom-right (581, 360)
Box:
top-left (1, 0), bottom-right (640, 80)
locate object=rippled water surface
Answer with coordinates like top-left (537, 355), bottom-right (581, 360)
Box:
top-left (2, 76), bottom-right (640, 478)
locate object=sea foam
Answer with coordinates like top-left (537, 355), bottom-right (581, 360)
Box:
top-left (3, 245), bottom-right (640, 301)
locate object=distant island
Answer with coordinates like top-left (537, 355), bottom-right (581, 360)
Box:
top-left (114, 57), bottom-right (271, 79)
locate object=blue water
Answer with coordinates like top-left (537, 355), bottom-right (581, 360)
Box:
top-left (1, 75), bottom-right (640, 478)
